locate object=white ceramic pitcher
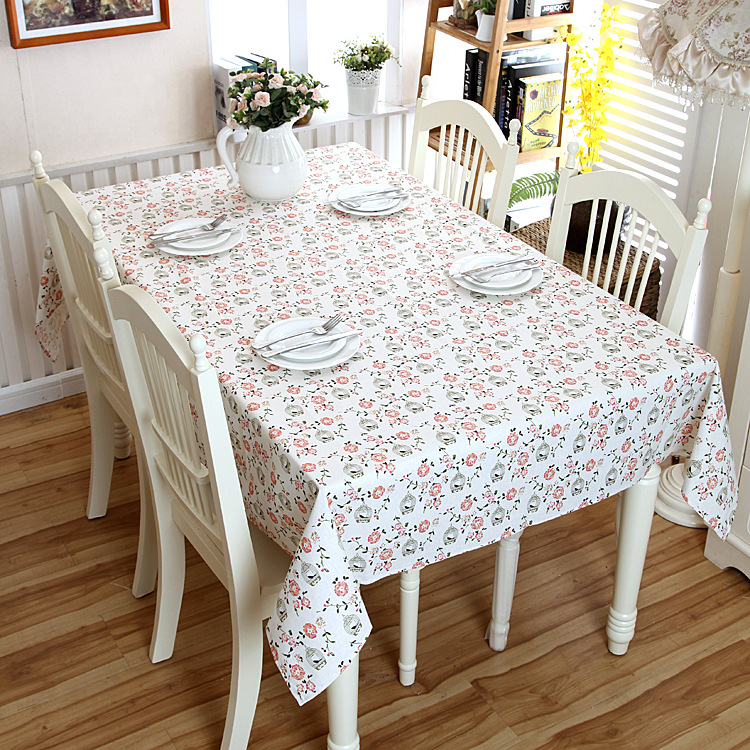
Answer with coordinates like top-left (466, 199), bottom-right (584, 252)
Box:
top-left (216, 122), bottom-right (307, 202)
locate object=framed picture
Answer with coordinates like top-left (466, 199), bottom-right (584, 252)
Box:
top-left (5, 0), bottom-right (170, 49)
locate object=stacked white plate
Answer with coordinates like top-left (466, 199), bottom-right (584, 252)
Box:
top-left (153, 218), bottom-right (244, 256)
top-left (450, 252), bottom-right (543, 296)
top-left (329, 183), bottom-right (410, 217)
top-left (254, 317), bottom-right (359, 371)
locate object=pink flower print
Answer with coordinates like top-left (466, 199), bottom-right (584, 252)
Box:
top-left (373, 486), bottom-right (385, 499)
top-left (303, 623), bottom-right (317, 638)
top-left (461, 498), bottom-right (473, 511)
top-left (290, 664), bottom-right (305, 680)
top-left (254, 91), bottom-right (271, 107)
top-left (466, 453), bottom-right (477, 466)
top-left (544, 467), bottom-right (555, 480)
top-left (301, 537), bottom-right (312, 553)
top-left (418, 520), bottom-right (430, 532)
top-left (589, 405), bottom-right (599, 418)
top-left (368, 531), bottom-right (381, 544)
top-left (289, 580), bottom-right (300, 596)
top-left (334, 581), bottom-right (349, 596)
top-left (472, 517), bottom-right (483, 529)
top-left (417, 463), bottom-right (430, 477)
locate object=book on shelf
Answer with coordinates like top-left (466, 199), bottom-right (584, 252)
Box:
top-left (463, 49), bottom-right (479, 101)
top-left (523, 0), bottom-right (572, 41)
top-left (516, 73), bottom-right (563, 151)
top-left (501, 53), bottom-right (565, 137)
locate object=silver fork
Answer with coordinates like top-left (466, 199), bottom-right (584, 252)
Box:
top-left (254, 314), bottom-right (343, 350)
top-left (150, 214), bottom-right (228, 241)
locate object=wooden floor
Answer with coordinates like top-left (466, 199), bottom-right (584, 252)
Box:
top-left (3, 394), bottom-right (750, 750)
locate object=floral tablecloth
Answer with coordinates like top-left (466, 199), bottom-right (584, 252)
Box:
top-left (35, 143), bottom-right (737, 706)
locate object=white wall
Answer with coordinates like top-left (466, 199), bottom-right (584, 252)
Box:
top-left (1, 0), bottom-right (213, 176)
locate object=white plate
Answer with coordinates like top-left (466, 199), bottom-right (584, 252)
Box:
top-left (451, 253), bottom-right (534, 291)
top-left (156, 226), bottom-right (245, 258)
top-left (254, 317), bottom-right (352, 363)
top-left (330, 183), bottom-right (410, 217)
top-left (452, 265), bottom-right (545, 297)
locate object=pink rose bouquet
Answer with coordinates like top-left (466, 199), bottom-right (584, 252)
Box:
top-left (227, 59), bottom-right (328, 132)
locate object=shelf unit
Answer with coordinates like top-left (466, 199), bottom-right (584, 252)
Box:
top-left (419, 0), bottom-right (575, 165)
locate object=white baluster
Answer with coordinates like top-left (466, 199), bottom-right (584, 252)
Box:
top-left (190, 334), bottom-right (209, 372)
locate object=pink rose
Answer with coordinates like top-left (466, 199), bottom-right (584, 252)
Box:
top-left (254, 91), bottom-right (270, 107)
top-left (311, 87), bottom-right (323, 101)
top-left (269, 73), bottom-right (285, 88)
top-left (297, 83), bottom-right (309, 95)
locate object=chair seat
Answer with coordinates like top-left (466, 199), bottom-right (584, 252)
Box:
top-left (514, 216), bottom-right (661, 321)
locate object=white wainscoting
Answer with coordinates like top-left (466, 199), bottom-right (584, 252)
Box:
top-left (0, 108), bottom-right (414, 415)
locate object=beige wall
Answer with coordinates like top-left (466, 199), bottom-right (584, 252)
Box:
top-left (1, 0), bottom-right (213, 175)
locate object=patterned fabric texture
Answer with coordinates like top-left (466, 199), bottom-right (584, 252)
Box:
top-left (35, 143), bottom-right (737, 705)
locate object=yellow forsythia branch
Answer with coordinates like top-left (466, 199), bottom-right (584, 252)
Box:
top-left (561, 5), bottom-right (622, 172)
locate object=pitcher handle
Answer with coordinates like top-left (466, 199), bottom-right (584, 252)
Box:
top-left (216, 126), bottom-right (239, 187)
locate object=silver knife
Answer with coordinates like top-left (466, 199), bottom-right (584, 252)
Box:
top-left (151, 227), bottom-right (237, 246)
top-left (257, 330), bottom-right (359, 357)
top-left (450, 256), bottom-right (535, 278)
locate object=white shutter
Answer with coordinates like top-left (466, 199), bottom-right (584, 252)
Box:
top-left (602, 0), bottom-right (700, 210)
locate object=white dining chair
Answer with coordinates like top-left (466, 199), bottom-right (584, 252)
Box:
top-left (30, 152), bottom-right (156, 599)
top-left (483, 142), bottom-right (712, 651)
top-left (408, 74), bottom-right (521, 229)
top-left (547, 141), bottom-right (712, 332)
top-left (107, 283), bottom-right (360, 750)
top-left (398, 140), bottom-right (712, 686)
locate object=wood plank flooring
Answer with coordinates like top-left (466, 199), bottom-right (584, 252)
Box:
top-left (2, 394), bottom-right (750, 749)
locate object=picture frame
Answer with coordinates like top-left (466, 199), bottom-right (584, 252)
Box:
top-left (5, 0), bottom-right (170, 49)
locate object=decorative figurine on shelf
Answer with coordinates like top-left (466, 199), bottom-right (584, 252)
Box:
top-left (449, 0), bottom-right (478, 28)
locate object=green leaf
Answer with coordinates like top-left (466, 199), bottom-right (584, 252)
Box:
top-left (508, 171), bottom-right (560, 209)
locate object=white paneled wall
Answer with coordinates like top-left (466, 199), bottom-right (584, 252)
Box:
top-left (0, 109), bottom-right (413, 415)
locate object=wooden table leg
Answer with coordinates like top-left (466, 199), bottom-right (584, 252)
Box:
top-left (607, 464), bottom-right (661, 655)
top-left (327, 653), bottom-right (360, 750)
top-left (488, 532), bottom-right (522, 651)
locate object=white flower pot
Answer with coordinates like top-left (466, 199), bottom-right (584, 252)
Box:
top-left (215, 121), bottom-right (307, 202)
top-left (345, 68), bottom-right (381, 116)
top-left (475, 11), bottom-right (495, 42)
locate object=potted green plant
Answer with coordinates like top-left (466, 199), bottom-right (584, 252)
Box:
top-left (474, 0), bottom-right (497, 42)
top-left (334, 35), bottom-right (397, 116)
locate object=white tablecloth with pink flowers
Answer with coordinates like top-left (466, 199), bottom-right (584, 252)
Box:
top-left (35, 143), bottom-right (737, 706)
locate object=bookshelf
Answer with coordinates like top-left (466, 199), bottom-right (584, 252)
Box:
top-left (419, 0), bottom-right (575, 165)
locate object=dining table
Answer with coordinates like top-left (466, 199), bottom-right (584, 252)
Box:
top-left (35, 142), bottom-right (737, 717)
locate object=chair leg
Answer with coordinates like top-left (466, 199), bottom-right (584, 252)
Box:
top-left (398, 568), bottom-right (420, 686)
top-left (220, 589), bottom-right (264, 750)
top-left (131, 454), bottom-right (158, 598)
top-left (327, 653), bottom-right (360, 750)
top-left (85, 388), bottom-right (115, 520)
top-left (606, 464), bottom-right (660, 655)
top-left (488, 532), bottom-right (522, 651)
top-left (149, 494), bottom-right (186, 663)
top-left (113, 417), bottom-right (132, 459)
